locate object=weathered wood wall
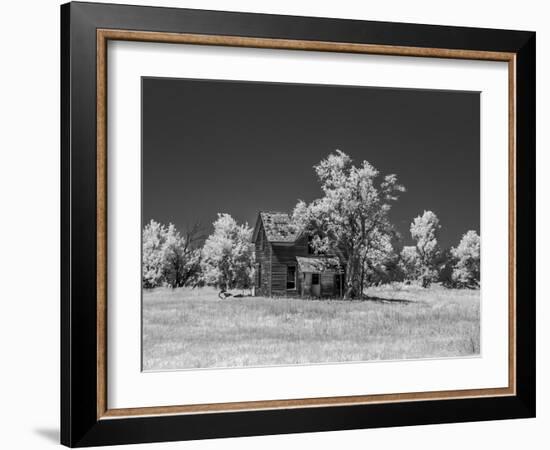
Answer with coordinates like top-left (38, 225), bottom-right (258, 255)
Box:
top-left (321, 272), bottom-right (334, 297)
top-left (270, 237), bottom-right (309, 297)
top-left (301, 272), bottom-right (312, 297)
top-left (298, 270), bottom-right (340, 298)
top-left (254, 223), bottom-right (271, 296)
top-left (254, 226), bottom-right (343, 298)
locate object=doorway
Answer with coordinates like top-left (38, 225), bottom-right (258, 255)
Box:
top-left (311, 273), bottom-right (320, 297)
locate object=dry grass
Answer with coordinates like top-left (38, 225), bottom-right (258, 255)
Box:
top-left (142, 284), bottom-right (480, 370)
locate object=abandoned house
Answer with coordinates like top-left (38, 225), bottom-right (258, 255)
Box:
top-left (251, 212), bottom-right (345, 298)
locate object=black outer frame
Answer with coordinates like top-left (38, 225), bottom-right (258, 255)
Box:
top-left (61, 1), bottom-right (535, 447)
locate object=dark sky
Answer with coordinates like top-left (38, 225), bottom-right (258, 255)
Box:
top-left (142, 77), bottom-right (479, 250)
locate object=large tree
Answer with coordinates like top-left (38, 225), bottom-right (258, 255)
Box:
top-left (142, 220), bottom-right (204, 288)
top-left (142, 219), bottom-right (167, 288)
top-left (162, 223), bottom-right (205, 288)
top-left (201, 213), bottom-right (254, 290)
top-left (451, 230), bottom-right (480, 288)
top-left (292, 150), bottom-right (405, 299)
top-left (409, 210), bottom-right (441, 287)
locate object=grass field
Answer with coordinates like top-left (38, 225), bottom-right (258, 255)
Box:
top-left (142, 284), bottom-right (480, 370)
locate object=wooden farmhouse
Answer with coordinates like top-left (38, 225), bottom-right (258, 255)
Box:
top-left (251, 212), bottom-right (345, 298)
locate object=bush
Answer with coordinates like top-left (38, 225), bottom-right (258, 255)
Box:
top-left (451, 230), bottom-right (480, 288)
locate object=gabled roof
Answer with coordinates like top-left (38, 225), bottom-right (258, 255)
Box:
top-left (296, 256), bottom-right (343, 273)
top-left (252, 211), bottom-right (301, 243)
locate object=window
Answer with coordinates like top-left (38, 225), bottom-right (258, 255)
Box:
top-left (311, 273), bottom-right (320, 285)
top-left (286, 265), bottom-right (296, 290)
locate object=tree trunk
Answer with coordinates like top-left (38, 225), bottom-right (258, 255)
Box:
top-left (360, 265), bottom-right (365, 298)
top-left (344, 257), bottom-right (361, 300)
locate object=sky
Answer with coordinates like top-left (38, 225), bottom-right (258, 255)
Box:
top-left (142, 77), bottom-right (479, 250)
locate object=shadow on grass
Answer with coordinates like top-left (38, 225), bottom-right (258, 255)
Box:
top-left (221, 293), bottom-right (421, 305)
top-left (286, 295), bottom-right (420, 304)
top-left (361, 295), bottom-right (418, 305)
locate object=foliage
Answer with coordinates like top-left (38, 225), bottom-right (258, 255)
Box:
top-left (142, 219), bottom-right (204, 288)
top-left (365, 252), bottom-right (406, 286)
top-left (292, 150), bottom-right (405, 298)
top-left (408, 210), bottom-right (441, 287)
top-left (162, 224), bottom-right (189, 288)
top-left (451, 230), bottom-right (480, 288)
top-left (200, 213), bottom-right (254, 290)
top-left (434, 248), bottom-right (454, 286)
top-left (142, 220), bottom-right (168, 288)
top-left (399, 245), bottom-right (421, 281)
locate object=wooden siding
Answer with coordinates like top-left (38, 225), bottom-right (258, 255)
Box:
top-left (301, 272), bottom-right (312, 297)
top-left (299, 270), bottom-right (340, 298)
top-left (253, 220), bottom-right (344, 298)
top-left (321, 272), bottom-right (334, 297)
top-left (254, 222), bottom-right (271, 297)
top-left (270, 237), bottom-right (309, 297)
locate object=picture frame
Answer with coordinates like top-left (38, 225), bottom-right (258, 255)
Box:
top-left (61, 1), bottom-right (535, 447)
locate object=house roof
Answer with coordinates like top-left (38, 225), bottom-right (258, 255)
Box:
top-left (296, 256), bottom-right (343, 273)
top-left (252, 211), bottom-right (301, 243)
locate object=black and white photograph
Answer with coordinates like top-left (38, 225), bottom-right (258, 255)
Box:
top-left (141, 77), bottom-right (481, 371)
top-left (0, 0), bottom-right (542, 447)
